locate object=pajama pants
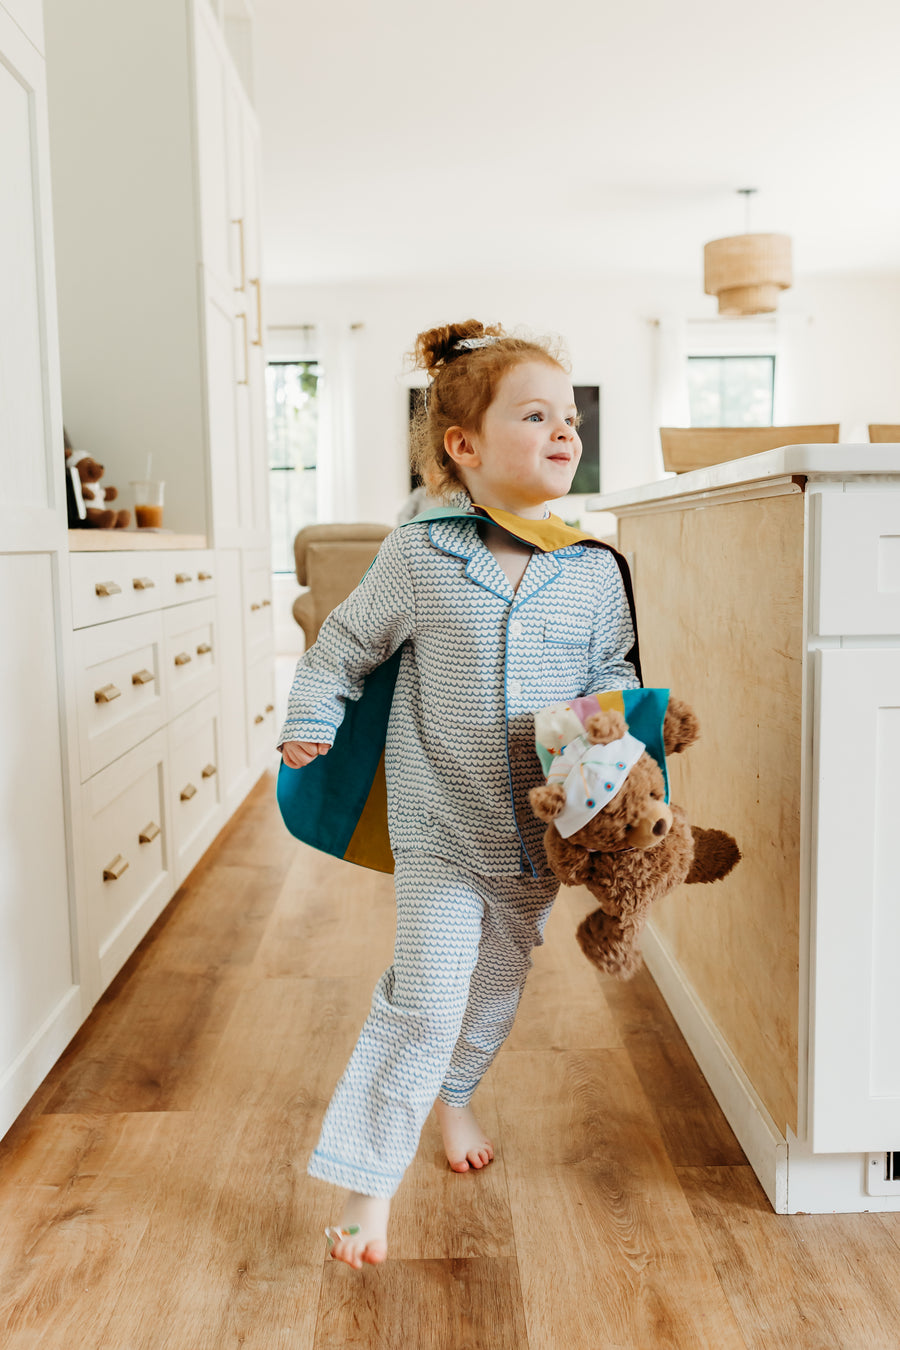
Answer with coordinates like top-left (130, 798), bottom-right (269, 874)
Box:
top-left (307, 851), bottom-right (560, 1198)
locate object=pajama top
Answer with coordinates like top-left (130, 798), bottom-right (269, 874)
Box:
top-left (276, 495), bottom-right (640, 879)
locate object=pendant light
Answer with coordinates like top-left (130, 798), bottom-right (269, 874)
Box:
top-left (704, 188), bottom-right (792, 316)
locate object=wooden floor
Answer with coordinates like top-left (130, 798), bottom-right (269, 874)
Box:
top-left (3, 773), bottom-right (900, 1349)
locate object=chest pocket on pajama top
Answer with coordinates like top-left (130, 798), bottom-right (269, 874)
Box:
top-left (540, 623), bottom-right (590, 695)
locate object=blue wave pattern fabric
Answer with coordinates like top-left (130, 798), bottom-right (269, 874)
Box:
top-left (277, 490), bottom-right (640, 1198)
top-left (277, 492), bottom-right (640, 880)
top-left (307, 851), bottom-right (559, 1197)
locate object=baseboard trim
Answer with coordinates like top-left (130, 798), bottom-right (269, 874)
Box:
top-left (642, 922), bottom-right (789, 1213)
top-left (0, 986), bottom-right (84, 1140)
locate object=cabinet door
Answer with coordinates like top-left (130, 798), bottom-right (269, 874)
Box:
top-left (0, 9), bottom-right (82, 1137)
top-left (193, 0), bottom-right (231, 288)
top-left (810, 648), bottom-right (900, 1151)
top-left (203, 266), bottom-right (249, 546)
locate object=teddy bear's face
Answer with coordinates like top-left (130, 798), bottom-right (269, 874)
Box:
top-left (76, 457), bottom-right (104, 484)
top-left (532, 750), bottom-right (674, 855)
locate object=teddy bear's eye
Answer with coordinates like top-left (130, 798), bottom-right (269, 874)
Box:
top-left (650, 792), bottom-right (661, 800)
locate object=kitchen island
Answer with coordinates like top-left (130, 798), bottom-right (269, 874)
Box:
top-left (588, 444), bottom-right (900, 1212)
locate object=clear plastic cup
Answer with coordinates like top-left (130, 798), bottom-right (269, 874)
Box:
top-left (131, 480), bottom-right (165, 529)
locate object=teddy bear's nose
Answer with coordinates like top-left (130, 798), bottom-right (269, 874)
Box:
top-left (652, 817), bottom-right (669, 837)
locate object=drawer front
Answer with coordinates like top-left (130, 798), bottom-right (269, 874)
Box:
top-left (168, 693), bottom-right (223, 880)
top-left (246, 653), bottom-right (277, 767)
top-left (816, 492), bottom-right (900, 636)
top-left (86, 730), bottom-right (172, 990)
top-left (75, 612), bottom-right (165, 781)
top-left (161, 549), bottom-right (217, 607)
top-left (243, 554), bottom-right (274, 657)
top-left (163, 597), bottom-right (218, 720)
top-left (70, 552), bottom-right (166, 629)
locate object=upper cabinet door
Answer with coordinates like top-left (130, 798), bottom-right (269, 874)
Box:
top-left (0, 6), bottom-right (64, 548)
top-left (193, 2), bottom-right (231, 288)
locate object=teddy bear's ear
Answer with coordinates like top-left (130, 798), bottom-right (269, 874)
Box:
top-left (584, 709), bottom-right (627, 745)
top-left (663, 698), bottom-right (700, 755)
top-left (529, 782), bottom-right (567, 821)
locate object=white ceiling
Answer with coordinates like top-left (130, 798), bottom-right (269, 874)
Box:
top-left (253, 0), bottom-right (900, 285)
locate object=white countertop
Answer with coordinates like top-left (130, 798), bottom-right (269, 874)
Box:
top-left (586, 443), bottom-right (900, 514)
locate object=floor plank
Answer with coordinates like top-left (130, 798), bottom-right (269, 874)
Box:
top-left (492, 1047), bottom-right (748, 1350)
top-left (677, 1164), bottom-right (900, 1349)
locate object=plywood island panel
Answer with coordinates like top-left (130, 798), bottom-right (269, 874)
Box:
top-left (619, 490), bottom-right (804, 1137)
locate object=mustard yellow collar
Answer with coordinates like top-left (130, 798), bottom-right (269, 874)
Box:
top-left (472, 504), bottom-right (597, 553)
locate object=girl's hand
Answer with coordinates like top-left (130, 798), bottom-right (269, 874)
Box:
top-left (281, 740), bottom-right (331, 769)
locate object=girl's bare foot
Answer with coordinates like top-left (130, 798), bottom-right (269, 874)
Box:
top-left (433, 1098), bottom-right (495, 1173)
top-left (326, 1192), bottom-right (390, 1269)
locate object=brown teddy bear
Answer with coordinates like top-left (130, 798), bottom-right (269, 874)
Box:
top-left (64, 428), bottom-right (130, 528)
top-left (529, 697), bottom-right (740, 980)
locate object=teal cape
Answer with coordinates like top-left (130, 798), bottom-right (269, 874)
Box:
top-left (276, 505), bottom-right (643, 873)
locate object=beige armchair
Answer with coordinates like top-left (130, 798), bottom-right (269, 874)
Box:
top-left (292, 522), bottom-right (391, 647)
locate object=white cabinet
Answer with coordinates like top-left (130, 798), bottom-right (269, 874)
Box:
top-left (0, 4), bottom-right (83, 1139)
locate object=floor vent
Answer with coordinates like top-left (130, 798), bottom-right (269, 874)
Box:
top-left (866, 1152), bottom-right (900, 1196)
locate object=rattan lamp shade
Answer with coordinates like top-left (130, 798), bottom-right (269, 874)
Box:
top-left (704, 232), bottom-right (793, 315)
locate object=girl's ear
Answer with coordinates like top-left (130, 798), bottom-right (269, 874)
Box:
top-left (444, 426), bottom-right (480, 469)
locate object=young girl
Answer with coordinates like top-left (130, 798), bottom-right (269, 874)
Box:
top-left (278, 320), bottom-right (640, 1269)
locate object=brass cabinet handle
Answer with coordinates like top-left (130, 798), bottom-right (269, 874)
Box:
top-left (250, 276), bottom-right (263, 346)
top-left (265, 703), bottom-right (274, 714)
top-left (132, 669), bottom-right (154, 686)
top-left (103, 854), bottom-right (129, 881)
top-left (180, 783), bottom-right (197, 801)
top-left (174, 652), bottom-right (192, 666)
top-left (175, 572), bottom-right (193, 585)
top-left (232, 217), bottom-right (246, 291)
top-left (254, 713), bottom-right (264, 724)
top-left (139, 821), bottom-right (160, 844)
top-left (196, 642), bottom-right (212, 655)
top-left (201, 763), bottom-right (217, 779)
top-left (261, 598), bottom-right (271, 607)
top-left (237, 312), bottom-right (249, 386)
top-left (94, 683), bottom-right (121, 703)
top-left (95, 581), bottom-right (122, 598)
top-left (250, 602), bottom-right (261, 612)
top-left (132, 576), bottom-right (155, 590)
top-left (198, 571), bottom-right (213, 582)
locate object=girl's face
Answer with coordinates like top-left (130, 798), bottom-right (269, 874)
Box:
top-left (447, 360), bottom-right (582, 517)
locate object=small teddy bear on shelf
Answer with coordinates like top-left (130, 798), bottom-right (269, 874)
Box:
top-left (64, 427), bottom-right (130, 528)
top-left (529, 690), bottom-right (741, 980)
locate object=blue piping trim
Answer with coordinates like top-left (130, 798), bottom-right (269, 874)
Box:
top-left (311, 1148), bottom-right (401, 1182)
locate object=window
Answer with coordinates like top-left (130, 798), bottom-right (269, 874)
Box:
top-left (688, 354), bottom-right (775, 427)
top-left (267, 359), bottom-right (320, 574)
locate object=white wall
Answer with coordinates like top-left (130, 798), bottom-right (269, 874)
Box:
top-left (264, 271), bottom-right (900, 530)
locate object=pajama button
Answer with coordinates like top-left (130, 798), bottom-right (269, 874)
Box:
top-left (509, 619), bottom-right (523, 638)
top-left (508, 678), bottom-right (522, 697)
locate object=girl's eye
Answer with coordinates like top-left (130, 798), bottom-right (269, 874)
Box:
top-left (565, 417), bottom-right (575, 425)
top-left (526, 412), bottom-right (542, 422)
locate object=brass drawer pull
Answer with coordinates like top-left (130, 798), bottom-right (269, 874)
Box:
top-left (139, 821), bottom-right (160, 844)
top-left (198, 570), bottom-right (213, 582)
top-left (180, 783), bottom-right (197, 801)
top-left (254, 713), bottom-right (264, 724)
top-left (261, 598), bottom-right (271, 607)
top-left (174, 652), bottom-right (192, 666)
top-left (196, 642), bottom-right (212, 655)
top-left (95, 580), bottom-right (122, 598)
top-left (132, 669), bottom-right (154, 686)
top-left (201, 763), bottom-right (217, 779)
top-left (250, 602), bottom-right (261, 612)
top-left (133, 576), bottom-right (155, 590)
top-left (265, 703), bottom-right (274, 714)
top-left (94, 683), bottom-right (121, 704)
top-left (175, 572), bottom-right (193, 585)
top-left (103, 854), bottom-right (129, 881)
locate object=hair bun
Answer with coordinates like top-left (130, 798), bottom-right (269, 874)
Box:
top-left (412, 320), bottom-right (504, 374)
